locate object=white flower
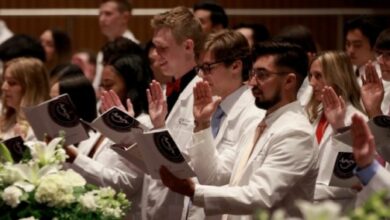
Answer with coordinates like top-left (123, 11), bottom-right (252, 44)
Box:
top-left (18, 217), bottom-right (37, 220)
top-left (2, 185), bottom-right (23, 208)
top-left (297, 200), bottom-right (344, 220)
top-left (79, 192), bottom-right (98, 211)
top-left (25, 137), bottom-right (66, 165)
top-left (35, 173), bottom-right (75, 207)
top-left (61, 169), bottom-right (86, 187)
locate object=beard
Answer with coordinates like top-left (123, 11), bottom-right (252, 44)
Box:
top-left (254, 87), bottom-right (282, 110)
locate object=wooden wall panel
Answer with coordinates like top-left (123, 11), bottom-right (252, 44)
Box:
top-left (0, 0), bottom-right (388, 8)
top-left (0, 1), bottom-right (389, 54)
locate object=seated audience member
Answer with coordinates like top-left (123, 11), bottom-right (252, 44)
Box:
top-left (360, 28), bottom-right (390, 118)
top-left (344, 16), bottom-right (384, 79)
top-left (0, 58), bottom-right (50, 141)
top-left (71, 49), bottom-right (97, 82)
top-left (159, 41), bottom-right (318, 219)
top-left (63, 55), bottom-right (151, 220)
top-left (40, 28), bottom-right (72, 71)
top-left (0, 34), bottom-right (46, 63)
top-left (234, 23), bottom-right (270, 48)
top-left (49, 64), bottom-right (97, 123)
top-left (193, 1), bottom-right (228, 34)
top-left (351, 114), bottom-right (390, 207)
top-left (306, 51), bottom-right (366, 213)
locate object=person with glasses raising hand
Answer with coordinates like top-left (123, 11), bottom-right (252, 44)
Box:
top-left (185, 29), bottom-right (265, 219)
top-left (159, 41), bottom-right (318, 219)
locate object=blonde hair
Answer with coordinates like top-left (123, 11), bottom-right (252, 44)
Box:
top-left (306, 51), bottom-right (364, 122)
top-left (1, 57), bottom-right (50, 132)
top-left (151, 6), bottom-right (203, 60)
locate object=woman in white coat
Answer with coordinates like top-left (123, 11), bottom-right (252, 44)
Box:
top-left (306, 51), bottom-right (367, 213)
top-left (60, 55), bottom-right (152, 220)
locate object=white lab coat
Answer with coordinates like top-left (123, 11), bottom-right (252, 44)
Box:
top-left (187, 85), bottom-right (266, 220)
top-left (141, 75), bottom-right (202, 220)
top-left (67, 131), bottom-right (143, 219)
top-left (190, 101), bottom-right (318, 220)
top-left (314, 104), bottom-right (367, 213)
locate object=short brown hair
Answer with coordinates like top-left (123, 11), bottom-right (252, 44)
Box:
top-left (204, 30), bottom-right (251, 81)
top-left (151, 6), bottom-right (203, 59)
top-left (101, 0), bottom-right (132, 12)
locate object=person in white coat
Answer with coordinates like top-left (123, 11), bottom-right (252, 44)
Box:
top-left (306, 51), bottom-right (366, 213)
top-left (350, 114), bottom-right (390, 207)
top-left (186, 30), bottom-right (265, 219)
top-left (159, 41), bottom-right (318, 219)
top-left (142, 6), bottom-right (204, 220)
top-left (94, 0), bottom-right (139, 94)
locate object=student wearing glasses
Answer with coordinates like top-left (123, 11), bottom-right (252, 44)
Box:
top-left (186, 29), bottom-right (265, 219)
top-left (159, 41), bottom-right (318, 219)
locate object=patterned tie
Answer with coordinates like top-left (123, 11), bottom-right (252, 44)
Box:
top-left (211, 105), bottom-right (225, 138)
top-left (231, 119), bottom-right (267, 185)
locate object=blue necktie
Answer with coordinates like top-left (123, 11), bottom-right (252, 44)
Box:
top-left (211, 105), bottom-right (225, 138)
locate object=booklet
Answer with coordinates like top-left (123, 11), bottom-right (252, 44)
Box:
top-left (23, 94), bottom-right (89, 146)
top-left (334, 115), bottom-right (390, 163)
top-left (134, 128), bottom-right (196, 179)
top-left (90, 107), bottom-right (195, 179)
top-left (89, 107), bottom-right (147, 145)
top-left (1, 136), bottom-right (26, 162)
top-left (328, 151), bottom-right (360, 188)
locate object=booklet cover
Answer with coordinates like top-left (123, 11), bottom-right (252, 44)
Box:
top-left (23, 94), bottom-right (89, 146)
top-left (90, 107), bottom-right (195, 179)
top-left (1, 136), bottom-right (26, 162)
top-left (134, 128), bottom-right (196, 179)
top-left (328, 151), bottom-right (360, 188)
top-left (334, 115), bottom-right (390, 163)
top-left (90, 107), bottom-right (147, 145)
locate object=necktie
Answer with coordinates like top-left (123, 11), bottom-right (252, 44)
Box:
top-left (315, 113), bottom-right (329, 144)
top-left (231, 119), bottom-right (267, 185)
top-left (211, 105), bottom-right (225, 138)
top-left (165, 79), bottom-right (181, 97)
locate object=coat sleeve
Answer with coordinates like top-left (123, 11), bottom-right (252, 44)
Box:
top-left (69, 147), bottom-right (143, 199)
top-left (192, 128), bottom-right (316, 216)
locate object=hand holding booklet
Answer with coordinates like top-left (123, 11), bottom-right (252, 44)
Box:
top-left (90, 107), bottom-right (195, 179)
top-left (23, 94), bottom-right (89, 146)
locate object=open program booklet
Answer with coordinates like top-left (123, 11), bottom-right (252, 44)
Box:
top-left (90, 107), bottom-right (195, 179)
top-left (23, 94), bottom-right (89, 145)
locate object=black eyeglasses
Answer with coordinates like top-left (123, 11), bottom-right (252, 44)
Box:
top-left (250, 68), bottom-right (289, 81)
top-left (195, 60), bottom-right (226, 74)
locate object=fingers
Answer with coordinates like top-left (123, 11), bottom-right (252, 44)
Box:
top-left (322, 86), bottom-right (339, 109)
top-left (365, 61), bottom-right (380, 84)
top-left (351, 114), bottom-right (370, 148)
top-left (126, 98), bottom-right (135, 117)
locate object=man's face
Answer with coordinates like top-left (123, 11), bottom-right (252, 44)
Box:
top-left (248, 55), bottom-right (284, 110)
top-left (197, 51), bottom-right (236, 98)
top-left (152, 27), bottom-right (187, 77)
top-left (99, 1), bottom-right (127, 39)
top-left (194, 9), bottom-right (213, 33)
top-left (346, 29), bottom-right (374, 67)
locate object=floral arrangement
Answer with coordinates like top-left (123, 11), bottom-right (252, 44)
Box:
top-left (0, 137), bottom-right (130, 220)
top-left (257, 192), bottom-right (390, 220)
